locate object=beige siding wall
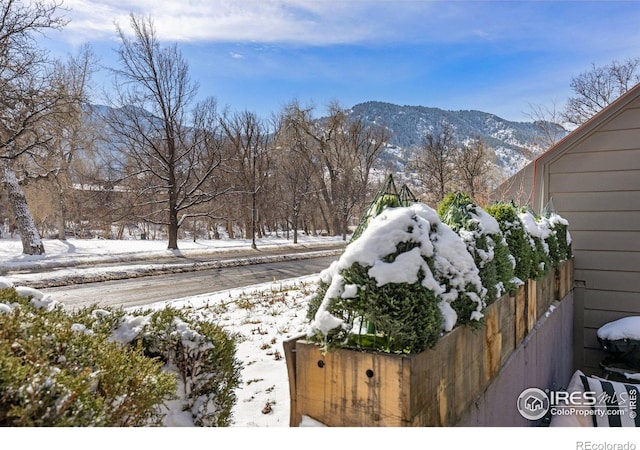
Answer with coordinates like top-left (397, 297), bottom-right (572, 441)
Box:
top-left (546, 102), bottom-right (640, 375)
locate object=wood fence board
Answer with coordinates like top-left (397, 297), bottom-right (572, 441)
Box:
top-left (527, 279), bottom-right (537, 332)
top-left (515, 285), bottom-right (526, 347)
top-left (294, 342), bottom-right (327, 425)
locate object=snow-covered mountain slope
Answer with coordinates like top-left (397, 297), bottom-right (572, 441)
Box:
top-left (347, 101), bottom-right (568, 177)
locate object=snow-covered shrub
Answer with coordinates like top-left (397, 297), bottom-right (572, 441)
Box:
top-left (438, 193), bottom-right (516, 303)
top-left (518, 209), bottom-right (551, 279)
top-left (536, 215), bottom-right (562, 269)
top-left (137, 307), bottom-right (242, 427)
top-left (306, 203), bottom-right (485, 354)
top-left (547, 213), bottom-right (573, 261)
top-left (0, 287), bottom-right (241, 427)
top-left (530, 211), bottom-right (573, 271)
top-left (485, 202), bottom-right (533, 285)
top-left (0, 288), bottom-right (176, 426)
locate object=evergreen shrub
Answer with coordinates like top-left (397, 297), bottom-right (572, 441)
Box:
top-left (0, 288), bottom-right (175, 426)
top-left (438, 193), bottom-right (516, 302)
top-left (306, 203), bottom-right (485, 354)
top-left (139, 307), bottom-right (242, 427)
top-left (0, 288), bottom-right (241, 427)
top-left (547, 213), bottom-right (573, 261)
top-left (518, 209), bottom-right (551, 279)
top-left (307, 194), bottom-right (573, 356)
top-left (485, 202), bottom-right (533, 284)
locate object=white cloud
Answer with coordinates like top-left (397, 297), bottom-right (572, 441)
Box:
top-left (60, 0), bottom-right (441, 45)
top-left (60, 1), bottom-right (348, 43)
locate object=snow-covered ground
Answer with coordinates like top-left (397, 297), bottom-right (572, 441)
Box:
top-left (0, 234), bottom-right (345, 272)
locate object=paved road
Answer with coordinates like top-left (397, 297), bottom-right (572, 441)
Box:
top-left (41, 255), bottom-right (338, 310)
top-left (10, 241), bottom-right (345, 288)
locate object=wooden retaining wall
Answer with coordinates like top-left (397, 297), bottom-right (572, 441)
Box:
top-left (284, 258), bottom-right (574, 427)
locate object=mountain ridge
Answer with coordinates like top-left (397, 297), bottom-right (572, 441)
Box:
top-left (345, 100), bottom-right (568, 176)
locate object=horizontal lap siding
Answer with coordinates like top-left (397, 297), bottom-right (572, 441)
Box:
top-left (562, 211), bottom-right (640, 231)
top-left (569, 231), bottom-right (640, 251)
top-left (553, 192), bottom-right (640, 213)
top-left (599, 105), bottom-right (640, 131)
top-left (549, 148), bottom-right (640, 174)
top-left (549, 170), bottom-right (640, 193)
top-left (573, 251), bottom-right (640, 272)
top-left (547, 106), bottom-right (640, 376)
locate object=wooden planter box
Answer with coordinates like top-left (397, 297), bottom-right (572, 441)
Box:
top-left (284, 258), bottom-right (574, 427)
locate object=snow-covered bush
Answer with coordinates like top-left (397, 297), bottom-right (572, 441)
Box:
top-left (137, 307), bottom-right (242, 427)
top-left (0, 285), bottom-right (241, 427)
top-left (546, 213), bottom-right (573, 262)
top-left (438, 193), bottom-right (516, 303)
top-left (0, 288), bottom-right (176, 426)
top-left (485, 202), bottom-right (533, 285)
top-left (525, 211), bottom-right (573, 273)
top-left (518, 209), bottom-right (552, 279)
top-left (306, 203), bottom-right (485, 354)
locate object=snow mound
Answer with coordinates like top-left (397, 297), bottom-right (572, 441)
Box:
top-left (597, 316), bottom-right (640, 341)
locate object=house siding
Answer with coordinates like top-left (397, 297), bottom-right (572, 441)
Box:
top-left (542, 101), bottom-right (640, 376)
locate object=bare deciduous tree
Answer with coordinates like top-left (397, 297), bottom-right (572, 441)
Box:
top-left (563, 58), bottom-right (640, 126)
top-left (220, 109), bottom-right (271, 249)
top-left (411, 121), bottom-right (457, 206)
top-left (288, 101), bottom-right (387, 239)
top-left (106, 15), bottom-right (226, 250)
top-left (0, 0), bottom-right (69, 254)
top-left (36, 45), bottom-right (97, 240)
top-left (454, 136), bottom-right (495, 203)
top-left (273, 101), bottom-right (319, 243)
top-left (526, 101), bottom-right (568, 151)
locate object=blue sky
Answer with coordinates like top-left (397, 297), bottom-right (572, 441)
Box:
top-left (43, 0), bottom-right (640, 122)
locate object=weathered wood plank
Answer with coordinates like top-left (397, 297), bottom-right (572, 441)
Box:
top-left (323, 346), bottom-right (404, 426)
top-left (484, 304), bottom-right (501, 382)
top-left (527, 279), bottom-right (537, 333)
top-left (408, 332), bottom-right (454, 425)
top-left (283, 335), bottom-right (304, 427)
top-left (294, 342), bottom-right (327, 425)
top-left (536, 270), bottom-right (555, 320)
top-left (499, 294), bottom-right (516, 366)
top-left (514, 285), bottom-right (526, 347)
